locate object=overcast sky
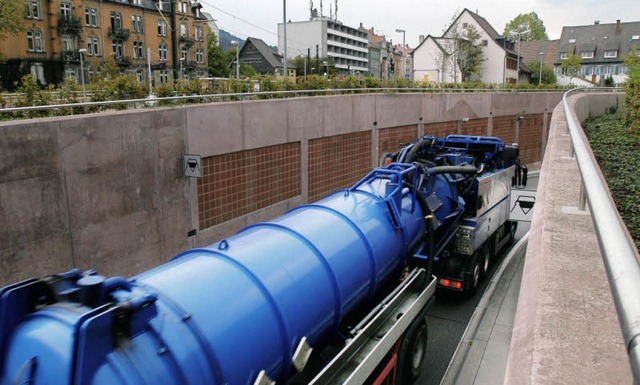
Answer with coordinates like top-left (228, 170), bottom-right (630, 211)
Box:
top-left (199, 0), bottom-right (639, 48)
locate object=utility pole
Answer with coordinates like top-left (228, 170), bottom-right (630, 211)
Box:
top-left (283, 0), bottom-right (287, 77)
top-left (170, 0), bottom-right (179, 81)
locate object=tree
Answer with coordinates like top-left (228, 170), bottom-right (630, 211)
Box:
top-left (525, 60), bottom-right (556, 85)
top-left (561, 52), bottom-right (581, 84)
top-left (440, 13), bottom-right (485, 83)
top-left (0, 0), bottom-right (23, 39)
top-left (623, 48), bottom-right (640, 132)
top-left (503, 12), bottom-right (549, 42)
top-left (207, 30), bottom-right (231, 77)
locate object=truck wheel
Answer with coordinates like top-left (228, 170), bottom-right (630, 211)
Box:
top-left (481, 245), bottom-right (491, 278)
top-left (507, 221), bottom-right (518, 245)
top-left (397, 316), bottom-right (428, 384)
top-left (464, 256), bottom-right (481, 297)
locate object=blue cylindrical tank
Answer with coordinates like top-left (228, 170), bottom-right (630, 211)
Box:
top-left (0, 168), bottom-right (426, 385)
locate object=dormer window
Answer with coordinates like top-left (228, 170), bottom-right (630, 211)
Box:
top-left (569, 38), bottom-right (576, 43)
top-left (604, 50), bottom-right (618, 58)
top-left (581, 51), bottom-right (594, 59)
top-left (560, 52), bottom-right (568, 59)
top-left (633, 35), bottom-right (640, 40)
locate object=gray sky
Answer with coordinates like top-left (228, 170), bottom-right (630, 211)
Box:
top-left (200, 0), bottom-right (640, 48)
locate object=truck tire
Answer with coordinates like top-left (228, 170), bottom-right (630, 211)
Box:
top-left (480, 244), bottom-right (492, 279)
top-left (397, 315), bottom-right (428, 384)
top-left (464, 254), bottom-right (481, 297)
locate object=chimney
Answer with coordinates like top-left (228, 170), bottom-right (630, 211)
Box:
top-left (419, 35), bottom-right (425, 43)
top-left (594, 20), bottom-right (600, 25)
top-left (616, 19), bottom-right (621, 34)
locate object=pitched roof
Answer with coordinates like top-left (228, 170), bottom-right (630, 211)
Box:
top-left (242, 37), bottom-right (283, 69)
top-left (518, 40), bottom-right (560, 66)
top-left (467, 10), bottom-right (500, 39)
top-left (555, 20), bottom-right (640, 63)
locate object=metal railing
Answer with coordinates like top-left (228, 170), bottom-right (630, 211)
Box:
top-left (563, 87), bottom-right (640, 382)
top-left (0, 87), bottom-right (565, 118)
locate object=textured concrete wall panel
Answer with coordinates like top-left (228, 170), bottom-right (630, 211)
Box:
top-left (187, 103), bottom-right (243, 157)
top-left (243, 100), bottom-right (289, 150)
top-left (375, 94), bottom-right (421, 128)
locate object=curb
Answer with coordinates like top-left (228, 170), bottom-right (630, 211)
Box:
top-left (439, 232), bottom-right (530, 385)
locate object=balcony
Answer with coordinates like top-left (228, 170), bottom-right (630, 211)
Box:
top-left (180, 36), bottom-right (195, 48)
top-left (57, 15), bottom-right (82, 35)
top-left (115, 56), bottom-right (132, 67)
top-left (108, 27), bottom-right (131, 41)
top-left (60, 51), bottom-right (81, 62)
top-left (150, 61), bottom-right (167, 70)
top-left (185, 61), bottom-right (197, 70)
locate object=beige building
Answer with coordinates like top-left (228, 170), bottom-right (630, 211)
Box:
top-left (0, 0), bottom-right (208, 89)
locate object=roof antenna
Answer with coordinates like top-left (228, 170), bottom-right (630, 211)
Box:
top-left (309, 1), bottom-right (314, 19)
top-left (329, 3), bottom-right (333, 20)
top-left (320, 0), bottom-right (323, 17)
top-left (335, 0), bottom-right (338, 21)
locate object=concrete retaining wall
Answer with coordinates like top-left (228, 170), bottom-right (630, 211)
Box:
top-left (0, 92), bottom-right (562, 286)
top-left (504, 92), bottom-right (631, 384)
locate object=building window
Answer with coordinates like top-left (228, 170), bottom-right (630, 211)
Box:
top-left (569, 38), bottom-right (576, 43)
top-left (581, 51), bottom-right (594, 59)
top-left (60, 2), bottom-right (73, 20)
top-left (65, 67), bottom-right (77, 80)
top-left (158, 43), bottom-right (168, 60)
top-left (160, 70), bottom-right (168, 83)
top-left (133, 41), bottom-right (145, 59)
top-left (196, 48), bottom-right (204, 63)
top-left (62, 35), bottom-right (76, 51)
top-left (604, 50), bottom-right (618, 58)
top-left (195, 26), bottom-right (204, 41)
top-left (110, 12), bottom-right (122, 30)
top-left (85, 7), bottom-right (98, 26)
top-left (136, 70), bottom-right (143, 83)
top-left (132, 15), bottom-right (143, 33)
top-left (112, 40), bottom-right (124, 58)
top-left (132, 0), bottom-right (142, 4)
top-left (180, 23), bottom-right (188, 38)
top-left (26, 30), bottom-right (44, 52)
top-left (25, 0), bottom-right (41, 19)
top-left (157, 20), bottom-right (167, 36)
top-left (181, 46), bottom-right (188, 60)
top-left (179, 2), bottom-right (188, 13)
top-left (560, 52), bottom-right (568, 60)
top-left (88, 36), bottom-right (100, 56)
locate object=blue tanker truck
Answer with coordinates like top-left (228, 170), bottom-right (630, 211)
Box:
top-left (0, 135), bottom-right (525, 385)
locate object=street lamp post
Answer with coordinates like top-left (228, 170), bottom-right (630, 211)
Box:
top-left (395, 28), bottom-right (405, 79)
top-left (179, 58), bottom-right (184, 79)
top-left (79, 48), bottom-right (87, 100)
top-left (231, 40), bottom-right (240, 79)
top-left (539, 51), bottom-right (544, 85)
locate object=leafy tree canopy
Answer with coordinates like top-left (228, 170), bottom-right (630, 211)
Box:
top-left (504, 12), bottom-right (549, 41)
top-left (525, 60), bottom-right (556, 85)
top-left (207, 30), bottom-right (234, 78)
top-left (0, 0), bottom-right (23, 39)
top-left (561, 52), bottom-right (581, 82)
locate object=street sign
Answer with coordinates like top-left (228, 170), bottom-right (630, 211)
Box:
top-left (509, 188), bottom-right (536, 222)
top-left (183, 154), bottom-right (202, 178)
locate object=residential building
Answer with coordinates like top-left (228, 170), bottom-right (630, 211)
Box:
top-left (358, 24), bottom-right (382, 79)
top-left (394, 44), bottom-right (414, 80)
top-left (518, 40), bottom-right (559, 84)
top-left (366, 27), bottom-right (393, 79)
top-left (277, 17), bottom-right (368, 76)
top-left (413, 8), bottom-right (530, 84)
top-left (202, 12), bottom-right (220, 44)
top-left (0, 0), bottom-right (208, 90)
top-left (554, 20), bottom-right (640, 85)
top-left (236, 37), bottom-right (285, 76)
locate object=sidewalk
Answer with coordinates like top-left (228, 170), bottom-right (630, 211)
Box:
top-left (440, 236), bottom-right (527, 385)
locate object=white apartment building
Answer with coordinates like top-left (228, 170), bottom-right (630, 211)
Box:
top-left (278, 18), bottom-right (369, 75)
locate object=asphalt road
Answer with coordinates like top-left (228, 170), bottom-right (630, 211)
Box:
top-left (417, 175), bottom-right (538, 385)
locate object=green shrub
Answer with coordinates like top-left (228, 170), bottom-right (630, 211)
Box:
top-left (623, 49), bottom-right (640, 132)
top-left (584, 112), bottom-right (640, 250)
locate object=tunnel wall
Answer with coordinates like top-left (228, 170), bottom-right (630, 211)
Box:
top-left (0, 92), bottom-right (562, 285)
